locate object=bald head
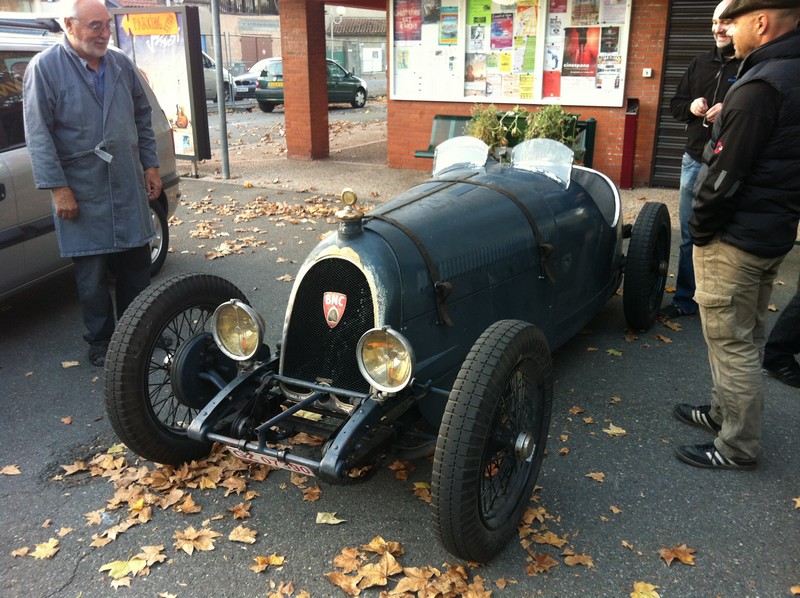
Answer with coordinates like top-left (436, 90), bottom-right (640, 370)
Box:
top-left (62, 0), bottom-right (112, 68)
top-left (729, 6), bottom-right (800, 59)
top-left (712, 0), bottom-right (735, 51)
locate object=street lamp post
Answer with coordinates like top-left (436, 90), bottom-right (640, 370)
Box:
top-left (329, 6), bottom-right (345, 61)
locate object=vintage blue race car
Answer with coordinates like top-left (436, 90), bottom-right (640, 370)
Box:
top-left (104, 137), bottom-right (670, 561)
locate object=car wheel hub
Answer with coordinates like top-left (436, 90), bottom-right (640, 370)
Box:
top-left (514, 431), bottom-right (536, 462)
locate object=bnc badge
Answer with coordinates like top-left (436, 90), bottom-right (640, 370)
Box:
top-left (323, 292), bottom-right (347, 328)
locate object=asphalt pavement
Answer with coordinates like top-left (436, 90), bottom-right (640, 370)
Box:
top-left (0, 148), bottom-right (798, 597)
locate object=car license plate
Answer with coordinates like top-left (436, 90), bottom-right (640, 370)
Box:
top-left (227, 446), bottom-right (315, 476)
top-left (267, 81), bottom-right (283, 88)
top-left (236, 86), bottom-right (248, 92)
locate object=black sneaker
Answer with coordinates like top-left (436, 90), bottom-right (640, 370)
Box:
top-left (88, 341), bottom-right (109, 367)
top-left (673, 403), bottom-right (721, 433)
top-left (762, 360), bottom-right (800, 389)
top-left (675, 442), bottom-right (756, 470)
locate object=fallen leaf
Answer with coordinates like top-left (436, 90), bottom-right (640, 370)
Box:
top-left (622, 540), bottom-right (634, 550)
top-left (586, 472), bottom-right (605, 483)
top-left (276, 274), bottom-right (294, 282)
top-left (607, 348), bottom-right (623, 356)
top-left (631, 581), bottom-right (661, 598)
top-left (61, 361), bottom-right (80, 368)
top-left (29, 538), bottom-right (59, 559)
top-left (791, 585), bottom-right (800, 596)
top-left (135, 544), bottom-right (167, 566)
top-left (61, 461), bottom-right (88, 476)
top-left (173, 526), bottom-right (221, 555)
top-left (175, 494), bottom-right (202, 514)
top-left (110, 577), bottom-right (132, 589)
top-left (228, 502), bottom-right (252, 520)
top-left (768, 304), bottom-right (778, 312)
top-left (610, 505), bottom-right (622, 514)
top-left (659, 544), bottom-right (696, 566)
top-left (357, 552), bottom-right (403, 590)
top-left (60, 416), bottom-right (73, 425)
top-left (99, 557), bottom-right (147, 580)
top-left (250, 553), bottom-right (285, 572)
top-left (603, 423), bottom-right (627, 437)
top-left (317, 512), bottom-right (346, 525)
top-left (526, 552), bottom-right (559, 575)
top-left (1, 465), bottom-right (21, 475)
top-left (57, 527), bottom-right (73, 537)
top-left (569, 405), bottom-right (584, 415)
top-left (333, 547), bottom-right (364, 573)
top-left (11, 547), bottom-right (29, 557)
top-left (532, 531), bottom-right (568, 548)
top-left (229, 525), bottom-right (257, 544)
top-left (564, 553), bottom-right (594, 568)
top-left (361, 536), bottom-right (404, 556)
top-left (325, 570), bottom-right (363, 596)
top-left (653, 334), bottom-right (672, 343)
top-left (794, 497), bottom-right (800, 509)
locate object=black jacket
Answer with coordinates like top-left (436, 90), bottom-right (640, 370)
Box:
top-left (690, 29), bottom-right (800, 258)
top-left (670, 46), bottom-right (740, 162)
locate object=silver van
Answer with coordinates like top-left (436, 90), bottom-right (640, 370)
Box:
top-left (0, 25), bottom-right (181, 301)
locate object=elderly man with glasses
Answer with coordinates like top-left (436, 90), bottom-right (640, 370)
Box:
top-left (23, 0), bottom-right (161, 367)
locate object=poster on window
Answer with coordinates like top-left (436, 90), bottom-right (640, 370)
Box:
top-left (112, 7), bottom-right (209, 160)
top-left (395, 0), bottom-right (423, 41)
top-left (389, 0), bottom-right (632, 107)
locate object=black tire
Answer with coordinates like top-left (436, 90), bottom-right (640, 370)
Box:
top-left (351, 88), bottom-right (367, 108)
top-left (432, 320), bottom-right (553, 562)
top-left (258, 101), bottom-right (275, 113)
top-left (104, 273), bottom-right (248, 465)
top-left (623, 201), bottom-right (671, 331)
top-left (149, 201), bottom-right (169, 276)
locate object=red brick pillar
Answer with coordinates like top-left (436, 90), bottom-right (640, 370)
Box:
top-left (279, 0), bottom-right (329, 159)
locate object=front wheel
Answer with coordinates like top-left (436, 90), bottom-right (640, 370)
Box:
top-left (351, 88), bottom-right (367, 108)
top-left (432, 320), bottom-right (553, 562)
top-left (104, 273), bottom-right (248, 465)
top-left (149, 201), bottom-right (169, 276)
top-left (623, 201), bottom-right (671, 331)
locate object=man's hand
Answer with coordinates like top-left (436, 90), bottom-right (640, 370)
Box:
top-left (144, 167), bottom-right (162, 201)
top-left (52, 187), bottom-right (78, 220)
top-left (705, 102), bottom-right (724, 124)
top-left (690, 97), bottom-right (709, 117)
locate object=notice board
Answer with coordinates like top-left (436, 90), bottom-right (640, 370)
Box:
top-left (391, 0), bottom-right (632, 107)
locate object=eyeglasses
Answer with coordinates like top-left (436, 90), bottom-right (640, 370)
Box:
top-left (73, 18), bottom-right (114, 33)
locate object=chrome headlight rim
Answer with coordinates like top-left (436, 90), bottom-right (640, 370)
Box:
top-left (356, 326), bottom-right (415, 394)
top-left (211, 299), bottom-right (265, 361)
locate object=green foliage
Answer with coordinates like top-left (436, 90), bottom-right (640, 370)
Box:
top-left (466, 103), bottom-right (583, 160)
top-left (524, 104), bottom-right (579, 149)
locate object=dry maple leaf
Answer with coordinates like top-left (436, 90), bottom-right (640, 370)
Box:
top-left (392, 566), bottom-right (439, 593)
top-left (603, 423), bottom-right (627, 437)
top-left (362, 536), bottom-right (404, 557)
top-left (526, 551), bottom-right (559, 575)
top-left (135, 545), bottom-right (167, 567)
top-left (569, 405), bottom-right (584, 415)
top-left (326, 570), bottom-right (363, 596)
top-left (610, 505), bottom-right (623, 514)
top-left (61, 461), bottom-right (88, 476)
top-left (333, 547), bottom-right (365, 573)
top-left (631, 581), bottom-right (661, 598)
top-left (250, 553), bottom-right (285, 573)
top-left (532, 531), bottom-right (568, 548)
top-left (29, 538), bottom-right (59, 559)
top-left (221, 475), bottom-right (247, 497)
top-left (791, 585), bottom-right (800, 596)
top-left (90, 534), bottom-right (114, 548)
top-left (175, 494), bottom-right (202, 514)
top-left (622, 540), bottom-right (635, 550)
top-left (289, 432), bottom-right (326, 447)
top-left (173, 525), bottom-right (221, 555)
top-left (229, 502), bottom-right (252, 520)
top-left (99, 557), bottom-right (147, 580)
top-left (316, 512), bottom-right (346, 525)
top-left (1, 465), bottom-right (21, 475)
top-left (659, 544), bottom-right (696, 566)
top-left (302, 484), bottom-right (322, 502)
top-left (357, 552), bottom-right (403, 590)
top-left (60, 416), bottom-right (73, 424)
top-left (653, 334), bottom-right (672, 343)
top-left (11, 547), bottom-right (29, 557)
top-left (585, 472), bottom-right (605, 482)
top-left (794, 497), bottom-right (800, 509)
top-left (110, 577), bottom-right (132, 589)
top-left (564, 553), bottom-right (594, 568)
top-left (229, 525), bottom-right (257, 544)
top-left (57, 527), bottom-right (73, 537)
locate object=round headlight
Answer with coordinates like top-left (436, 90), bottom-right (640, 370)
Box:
top-left (212, 300), bottom-right (265, 361)
top-left (357, 327), bottom-right (415, 393)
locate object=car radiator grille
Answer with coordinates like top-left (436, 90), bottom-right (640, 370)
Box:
top-left (282, 258), bottom-right (374, 395)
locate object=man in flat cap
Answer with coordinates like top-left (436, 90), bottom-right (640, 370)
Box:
top-left (673, 0), bottom-right (800, 469)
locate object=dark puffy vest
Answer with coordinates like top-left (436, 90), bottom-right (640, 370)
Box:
top-left (721, 34), bottom-right (800, 258)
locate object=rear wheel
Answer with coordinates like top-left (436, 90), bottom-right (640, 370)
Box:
top-left (432, 320), bottom-right (553, 562)
top-left (258, 101), bottom-right (275, 113)
top-left (104, 273), bottom-right (248, 465)
top-left (623, 201), bottom-right (671, 331)
top-left (351, 88), bottom-right (367, 108)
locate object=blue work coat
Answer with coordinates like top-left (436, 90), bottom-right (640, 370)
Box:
top-left (23, 38), bottom-right (159, 257)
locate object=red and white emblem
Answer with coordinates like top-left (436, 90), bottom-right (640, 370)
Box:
top-left (323, 292), bottom-right (347, 328)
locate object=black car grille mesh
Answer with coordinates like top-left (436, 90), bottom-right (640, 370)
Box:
top-left (282, 258), bottom-right (374, 395)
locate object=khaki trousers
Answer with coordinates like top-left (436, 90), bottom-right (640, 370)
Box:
top-left (693, 239), bottom-right (784, 461)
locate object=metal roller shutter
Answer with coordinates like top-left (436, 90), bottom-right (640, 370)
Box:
top-left (650, 0), bottom-right (720, 188)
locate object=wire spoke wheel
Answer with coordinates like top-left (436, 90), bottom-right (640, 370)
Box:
top-left (432, 320), bottom-right (553, 562)
top-left (105, 273), bottom-right (248, 465)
